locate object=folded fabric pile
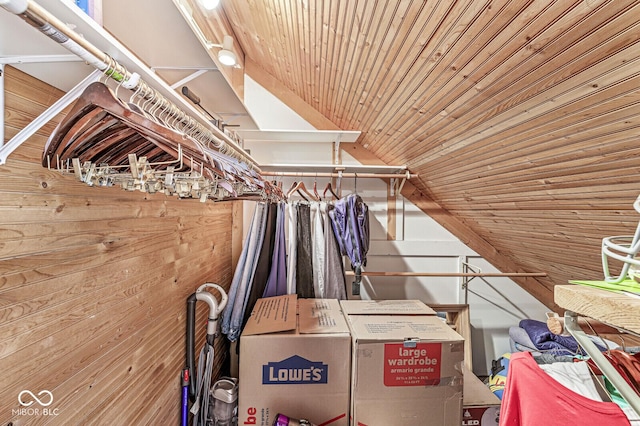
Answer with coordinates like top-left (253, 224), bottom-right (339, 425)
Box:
top-left (513, 319), bottom-right (612, 356)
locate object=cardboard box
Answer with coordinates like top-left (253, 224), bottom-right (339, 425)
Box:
top-left (239, 295), bottom-right (351, 426)
top-left (340, 299), bottom-right (436, 315)
top-left (462, 367), bottom-right (500, 426)
top-left (345, 313), bottom-right (464, 426)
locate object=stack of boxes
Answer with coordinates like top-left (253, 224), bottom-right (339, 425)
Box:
top-left (238, 296), bottom-right (496, 425)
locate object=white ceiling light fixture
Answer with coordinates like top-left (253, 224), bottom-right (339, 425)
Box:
top-left (176, 1), bottom-right (237, 66)
top-left (212, 35), bottom-right (237, 66)
top-left (199, 0), bottom-right (220, 10)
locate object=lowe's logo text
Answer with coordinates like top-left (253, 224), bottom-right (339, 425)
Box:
top-left (262, 355), bottom-right (328, 384)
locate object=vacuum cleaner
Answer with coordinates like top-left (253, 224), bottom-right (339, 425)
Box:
top-left (183, 283), bottom-right (237, 426)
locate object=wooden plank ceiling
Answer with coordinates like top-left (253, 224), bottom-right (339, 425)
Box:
top-left (191, 0), bottom-right (640, 308)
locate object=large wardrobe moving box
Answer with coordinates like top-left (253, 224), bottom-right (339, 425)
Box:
top-left (239, 295), bottom-right (351, 426)
top-left (341, 299), bottom-right (464, 426)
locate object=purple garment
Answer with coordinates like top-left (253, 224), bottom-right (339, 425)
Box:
top-left (263, 202), bottom-right (287, 297)
top-left (324, 203), bottom-right (346, 300)
top-left (519, 319), bottom-right (578, 355)
top-left (329, 194), bottom-right (369, 268)
top-left (519, 319), bottom-right (607, 355)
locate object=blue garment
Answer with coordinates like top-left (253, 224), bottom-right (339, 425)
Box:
top-left (223, 202), bottom-right (268, 341)
top-left (519, 319), bottom-right (607, 355)
top-left (221, 202), bottom-right (259, 337)
top-left (520, 319), bottom-right (579, 355)
top-left (263, 202), bottom-right (287, 297)
top-left (241, 203), bottom-right (277, 330)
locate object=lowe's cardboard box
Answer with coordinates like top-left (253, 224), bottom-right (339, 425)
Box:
top-left (239, 295), bottom-right (350, 426)
top-left (462, 366), bottom-right (500, 426)
top-left (341, 300), bottom-right (463, 426)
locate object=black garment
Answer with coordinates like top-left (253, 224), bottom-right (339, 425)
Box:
top-left (296, 203), bottom-right (315, 298)
top-left (241, 202), bottom-right (277, 330)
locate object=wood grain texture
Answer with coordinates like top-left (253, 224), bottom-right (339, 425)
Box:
top-left (555, 285), bottom-right (640, 334)
top-left (0, 66), bottom-right (232, 425)
top-left (204, 0), bottom-right (640, 309)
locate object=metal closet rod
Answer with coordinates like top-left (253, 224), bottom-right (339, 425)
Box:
top-left (262, 171), bottom-right (418, 179)
top-left (344, 271), bottom-right (547, 277)
top-left (1, 0), bottom-right (257, 169)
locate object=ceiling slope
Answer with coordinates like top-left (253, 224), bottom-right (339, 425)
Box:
top-left (190, 0), bottom-right (640, 308)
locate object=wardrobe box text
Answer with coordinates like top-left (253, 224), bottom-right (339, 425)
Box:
top-left (341, 300), bottom-right (463, 426)
top-left (239, 295), bottom-right (350, 426)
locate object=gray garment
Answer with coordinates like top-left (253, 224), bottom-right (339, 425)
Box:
top-left (286, 202), bottom-right (298, 295)
top-left (323, 203), bottom-right (347, 299)
top-left (509, 326), bottom-right (539, 353)
top-left (263, 202), bottom-right (287, 297)
top-left (310, 202), bottom-right (326, 298)
top-left (296, 203), bottom-right (314, 298)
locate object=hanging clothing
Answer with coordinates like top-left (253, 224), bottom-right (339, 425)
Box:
top-left (241, 202), bottom-right (278, 331)
top-left (499, 352), bottom-right (629, 426)
top-left (286, 202), bottom-right (298, 295)
top-left (222, 202), bottom-right (267, 341)
top-left (310, 202), bottom-right (326, 298)
top-left (329, 193), bottom-right (370, 270)
top-left (323, 203), bottom-right (347, 300)
top-left (263, 202), bottom-right (287, 297)
top-left (537, 361), bottom-right (603, 402)
top-left (296, 203), bottom-right (315, 298)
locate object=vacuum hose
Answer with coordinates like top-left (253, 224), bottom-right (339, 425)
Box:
top-left (186, 283), bottom-right (228, 402)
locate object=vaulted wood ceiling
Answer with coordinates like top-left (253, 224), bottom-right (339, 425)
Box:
top-left (187, 0), bottom-right (640, 308)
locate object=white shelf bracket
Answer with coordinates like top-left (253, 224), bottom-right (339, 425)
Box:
top-left (333, 134), bottom-right (342, 165)
top-left (0, 68), bottom-right (102, 165)
top-left (390, 177), bottom-right (397, 197)
top-left (169, 68), bottom-right (210, 89)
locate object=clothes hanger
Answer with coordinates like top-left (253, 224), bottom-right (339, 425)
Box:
top-left (354, 172), bottom-right (358, 195)
top-left (287, 181), bottom-right (307, 201)
top-left (323, 182), bottom-right (339, 200)
top-left (287, 181), bottom-right (318, 201)
top-left (313, 175), bottom-right (321, 201)
top-left (298, 181), bottom-right (320, 201)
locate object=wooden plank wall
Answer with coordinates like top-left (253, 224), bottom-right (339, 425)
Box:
top-left (0, 66), bottom-right (235, 425)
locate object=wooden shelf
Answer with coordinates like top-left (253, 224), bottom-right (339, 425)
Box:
top-left (259, 163), bottom-right (408, 174)
top-left (554, 284), bottom-right (640, 335)
top-left (234, 129), bottom-right (361, 144)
